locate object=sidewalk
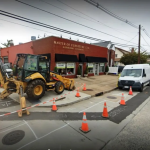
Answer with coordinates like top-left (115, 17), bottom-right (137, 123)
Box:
top-left (75, 75), bottom-right (118, 96)
top-left (103, 94), bottom-right (150, 150)
top-left (0, 75), bottom-right (119, 107)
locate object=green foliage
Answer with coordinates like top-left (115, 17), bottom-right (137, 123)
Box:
top-left (120, 51), bottom-right (148, 65)
top-left (84, 66), bottom-right (88, 74)
top-left (1, 39), bottom-right (13, 48)
top-left (105, 65), bottom-right (109, 72)
top-left (54, 66), bottom-right (58, 73)
top-left (77, 66), bottom-right (81, 75)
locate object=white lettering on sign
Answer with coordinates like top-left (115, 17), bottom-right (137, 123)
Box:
top-left (54, 41), bottom-right (90, 51)
top-left (67, 63), bottom-right (74, 68)
top-left (57, 63), bottom-right (65, 69)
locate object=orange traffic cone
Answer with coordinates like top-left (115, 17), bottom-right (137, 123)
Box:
top-left (102, 102), bottom-right (109, 118)
top-left (75, 90), bottom-right (81, 97)
top-left (128, 86), bottom-right (133, 95)
top-left (120, 93), bottom-right (126, 105)
top-left (80, 112), bottom-right (91, 133)
top-left (82, 83), bottom-right (86, 91)
top-left (51, 99), bottom-right (57, 111)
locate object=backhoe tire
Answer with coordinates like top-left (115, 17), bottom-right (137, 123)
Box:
top-left (26, 80), bottom-right (45, 100)
top-left (55, 81), bottom-right (64, 94)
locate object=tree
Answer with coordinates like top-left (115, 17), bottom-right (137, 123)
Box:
top-left (1, 39), bottom-right (13, 48)
top-left (120, 51), bottom-right (148, 65)
top-left (54, 66), bottom-right (58, 73)
top-left (77, 66), bottom-right (81, 75)
top-left (84, 66), bottom-right (88, 74)
top-left (105, 65), bottom-right (109, 72)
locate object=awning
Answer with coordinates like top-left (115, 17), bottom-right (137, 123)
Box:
top-left (55, 54), bottom-right (78, 62)
top-left (86, 56), bottom-right (107, 62)
top-left (79, 54), bottom-right (86, 62)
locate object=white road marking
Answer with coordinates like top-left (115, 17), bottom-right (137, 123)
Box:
top-left (17, 123), bottom-right (69, 150)
top-left (0, 123), bottom-right (25, 134)
top-left (6, 102), bottom-right (8, 107)
top-left (23, 120), bottom-right (38, 139)
top-left (79, 89), bottom-right (142, 113)
top-left (79, 99), bottom-right (121, 113)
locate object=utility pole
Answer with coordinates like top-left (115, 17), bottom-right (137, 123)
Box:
top-left (138, 25), bottom-right (141, 64)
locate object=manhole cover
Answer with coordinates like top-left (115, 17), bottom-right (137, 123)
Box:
top-left (85, 89), bottom-right (93, 91)
top-left (107, 96), bottom-right (117, 99)
top-left (2, 130), bottom-right (25, 145)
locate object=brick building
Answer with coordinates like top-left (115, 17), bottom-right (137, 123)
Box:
top-left (1, 36), bottom-right (115, 78)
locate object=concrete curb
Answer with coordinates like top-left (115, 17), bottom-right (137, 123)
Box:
top-left (103, 87), bottom-right (118, 94)
top-left (38, 95), bottom-right (92, 107)
top-left (94, 87), bottom-right (118, 97)
top-left (38, 87), bottom-right (118, 107)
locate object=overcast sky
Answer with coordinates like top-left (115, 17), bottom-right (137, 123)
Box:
top-left (0, 0), bottom-right (150, 51)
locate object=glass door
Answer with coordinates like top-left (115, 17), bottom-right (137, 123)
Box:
top-left (79, 64), bottom-right (83, 76)
top-left (95, 64), bottom-right (99, 75)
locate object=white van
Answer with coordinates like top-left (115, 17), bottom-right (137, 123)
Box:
top-left (118, 64), bottom-right (150, 92)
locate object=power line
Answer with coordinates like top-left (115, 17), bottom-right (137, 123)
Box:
top-left (84, 0), bottom-right (139, 29)
top-left (86, 0), bottom-right (150, 44)
top-left (0, 18), bottom-right (62, 37)
top-left (85, 0), bottom-right (150, 40)
top-left (0, 10), bottom-right (139, 48)
top-left (125, 34), bottom-right (138, 44)
top-left (41, 0), bottom-right (131, 37)
top-left (0, 18), bottom-right (95, 41)
top-left (141, 34), bottom-right (150, 47)
top-left (57, 0), bottom-right (135, 34)
top-left (143, 29), bottom-right (150, 39)
top-left (15, 0), bottom-right (140, 44)
top-left (40, 0), bottom-right (95, 22)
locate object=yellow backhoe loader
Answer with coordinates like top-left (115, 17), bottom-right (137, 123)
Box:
top-left (0, 53), bottom-right (75, 100)
top-left (0, 53), bottom-right (75, 116)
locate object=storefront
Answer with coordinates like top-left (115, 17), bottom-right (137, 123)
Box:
top-left (87, 63), bottom-right (105, 75)
top-left (55, 54), bottom-right (78, 76)
top-left (0, 36), bottom-right (113, 78)
top-left (86, 56), bottom-right (107, 75)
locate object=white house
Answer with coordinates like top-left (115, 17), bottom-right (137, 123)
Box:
top-left (115, 47), bottom-right (130, 66)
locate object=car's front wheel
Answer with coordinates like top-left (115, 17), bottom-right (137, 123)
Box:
top-left (139, 84), bottom-right (143, 92)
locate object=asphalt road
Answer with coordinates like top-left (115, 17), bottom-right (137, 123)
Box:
top-left (0, 87), bottom-right (150, 150)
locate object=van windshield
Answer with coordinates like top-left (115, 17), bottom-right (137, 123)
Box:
top-left (121, 69), bottom-right (142, 77)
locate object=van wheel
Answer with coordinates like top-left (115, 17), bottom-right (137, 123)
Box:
top-left (139, 84), bottom-right (143, 92)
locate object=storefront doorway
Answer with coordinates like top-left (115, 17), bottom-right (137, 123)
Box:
top-left (79, 63), bottom-right (83, 77)
top-left (94, 63), bottom-right (99, 75)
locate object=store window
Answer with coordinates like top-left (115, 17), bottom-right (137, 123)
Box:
top-left (99, 63), bottom-right (105, 72)
top-left (57, 62), bottom-right (75, 75)
top-left (3, 57), bottom-right (8, 64)
top-left (88, 63), bottom-right (93, 73)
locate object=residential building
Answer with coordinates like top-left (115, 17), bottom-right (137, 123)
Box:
top-left (115, 47), bottom-right (130, 66)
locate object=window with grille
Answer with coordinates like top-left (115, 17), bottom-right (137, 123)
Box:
top-left (3, 57), bottom-right (8, 64)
